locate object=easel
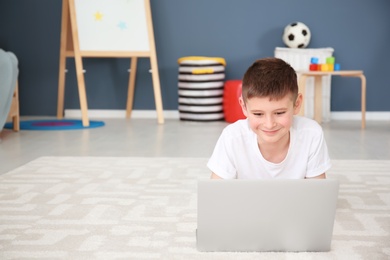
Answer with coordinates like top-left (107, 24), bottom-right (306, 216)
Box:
top-left (57, 0), bottom-right (164, 126)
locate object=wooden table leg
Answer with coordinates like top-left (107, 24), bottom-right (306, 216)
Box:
top-left (8, 81), bottom-right (20, 132)
top-left (298, 75), bottom-right (308, 117)
top-left (360, 74), bottom-right (366, 129)
top-left (13, 82), bottom-right (19, 131)
top-left (342, 73), bottom-right (367, 129)
top-left (314, 76), bottom-right (323, 124)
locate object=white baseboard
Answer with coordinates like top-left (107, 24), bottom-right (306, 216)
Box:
top-left (64, 109), bottom-right (390, 121)
top-left (330, 112), bottom-right (390, 121)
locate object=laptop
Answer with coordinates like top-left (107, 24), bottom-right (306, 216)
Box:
top-left (197, 179), bottom-right (339, 252)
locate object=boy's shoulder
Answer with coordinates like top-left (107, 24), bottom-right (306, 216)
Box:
top-left (292, 116), bottom-right (323, 133)
top-left (222, 119), bottom-right (251, 137)
top-left (224, 118), bottom-right (249, 130)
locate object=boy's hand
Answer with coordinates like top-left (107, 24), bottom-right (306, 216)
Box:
top-left (210, 172), bottom-right (223, 179)
top-left (306, 173), bottom-right (326, 179)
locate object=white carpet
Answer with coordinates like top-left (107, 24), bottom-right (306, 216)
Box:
top-left (0, 157), bottom-right (389, 260)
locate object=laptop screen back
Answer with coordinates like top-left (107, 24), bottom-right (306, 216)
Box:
top-left (197, 179), bottom-right (339, 252)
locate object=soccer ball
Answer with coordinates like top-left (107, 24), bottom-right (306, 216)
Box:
top-left (282, 22), bottom-right (311, 48)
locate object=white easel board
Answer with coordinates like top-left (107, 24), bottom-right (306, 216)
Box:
top-left (74, 0), bottom-right (150, 52)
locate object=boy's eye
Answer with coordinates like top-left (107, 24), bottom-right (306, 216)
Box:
top-left (276, 111), bottom-right (286, 115)
top-left (253, 113), bottom-right (263, 116)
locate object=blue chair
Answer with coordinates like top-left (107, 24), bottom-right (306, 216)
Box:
top-left (0, 49), bottom-right (19, 132)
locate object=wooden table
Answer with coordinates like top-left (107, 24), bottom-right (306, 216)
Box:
top-left (297, 70), bottom-right (366, 129)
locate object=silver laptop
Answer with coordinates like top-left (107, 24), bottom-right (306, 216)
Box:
top-left (197, 179), bottom-right (339, 252)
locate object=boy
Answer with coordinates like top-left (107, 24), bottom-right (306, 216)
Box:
top-left (208, 57), bottom-right (331, 179)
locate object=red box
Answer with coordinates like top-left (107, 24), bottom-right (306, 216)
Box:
top-left (309, 64), bottom-right (318, 71)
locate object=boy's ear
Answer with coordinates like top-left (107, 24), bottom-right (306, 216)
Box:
top-left (293, 93), bottom-right (303, 115)
top-left (239, 96), bottom-right (248, 117)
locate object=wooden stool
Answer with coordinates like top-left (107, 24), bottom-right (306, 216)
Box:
top-left (7, 81), bottom-right (20, 132)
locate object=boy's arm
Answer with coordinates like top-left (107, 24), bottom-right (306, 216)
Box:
top-left (305, 173), bottom-right (326, 179)
top-left (210, 172), bottom-right (223, 179)
top-left (211, 172), bottom-right (326, 179)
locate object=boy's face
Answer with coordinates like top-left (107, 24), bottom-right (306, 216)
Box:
top-left (239, 93), bottom-right (302, 145)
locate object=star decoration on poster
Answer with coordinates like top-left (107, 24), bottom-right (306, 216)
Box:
top-left (94, 11), bottom-right (103, 21)
top-left (117, 21), bottom-right (127, 30)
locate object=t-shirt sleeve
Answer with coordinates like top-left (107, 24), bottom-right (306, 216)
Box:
top-left (207, 128), bottom-right (237, 179)
top-left (306, 128), bottom-right (332, 178)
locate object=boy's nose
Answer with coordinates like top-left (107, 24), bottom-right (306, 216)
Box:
top-left (263, 115), bottom-right (276, 128)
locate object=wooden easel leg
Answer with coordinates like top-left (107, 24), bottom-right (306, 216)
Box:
top-left (144, 0), bottom-right (164, 124)
top-left (57, 56), bottom-right (67, 119)
top-left (68, 0), bottom-right (89, 127)
top-left (74, 57), bottom-right (89, 127)
top-left (57, 0), bottom-right (69, 119)
top-left (150, 56), bottom-right (164, 124)
top-left (126, 57), bottom-right (138, 119)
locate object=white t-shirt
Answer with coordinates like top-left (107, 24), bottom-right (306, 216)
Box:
top-left (207, 116), bottom-right (331, 179)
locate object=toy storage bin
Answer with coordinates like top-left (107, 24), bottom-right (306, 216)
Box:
top-left (223, 80), bottom-right (246, 123)
top-left (177, 56), bottom-right (226, 121)
top-left (275, 47), bottom-right (334, 122)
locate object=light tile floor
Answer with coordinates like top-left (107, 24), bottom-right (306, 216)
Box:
top-left (1, 117), bottom-right (389, 175)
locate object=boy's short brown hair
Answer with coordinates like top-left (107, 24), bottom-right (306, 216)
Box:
top-left (241, 57), bottom-right (298, 102)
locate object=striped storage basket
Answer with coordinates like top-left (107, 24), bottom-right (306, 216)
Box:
top-left (177, 56), bottom-right (226, 121)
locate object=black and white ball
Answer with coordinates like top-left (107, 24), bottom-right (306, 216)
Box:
top-left (282, 22), bottom-right (311, 48)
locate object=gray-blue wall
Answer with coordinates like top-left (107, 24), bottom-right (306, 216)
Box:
top-left (1, 0), bottom-right (389, 116)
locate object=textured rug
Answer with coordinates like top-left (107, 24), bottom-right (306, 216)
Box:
top-left (0, 157), bottom-right (389, 260)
